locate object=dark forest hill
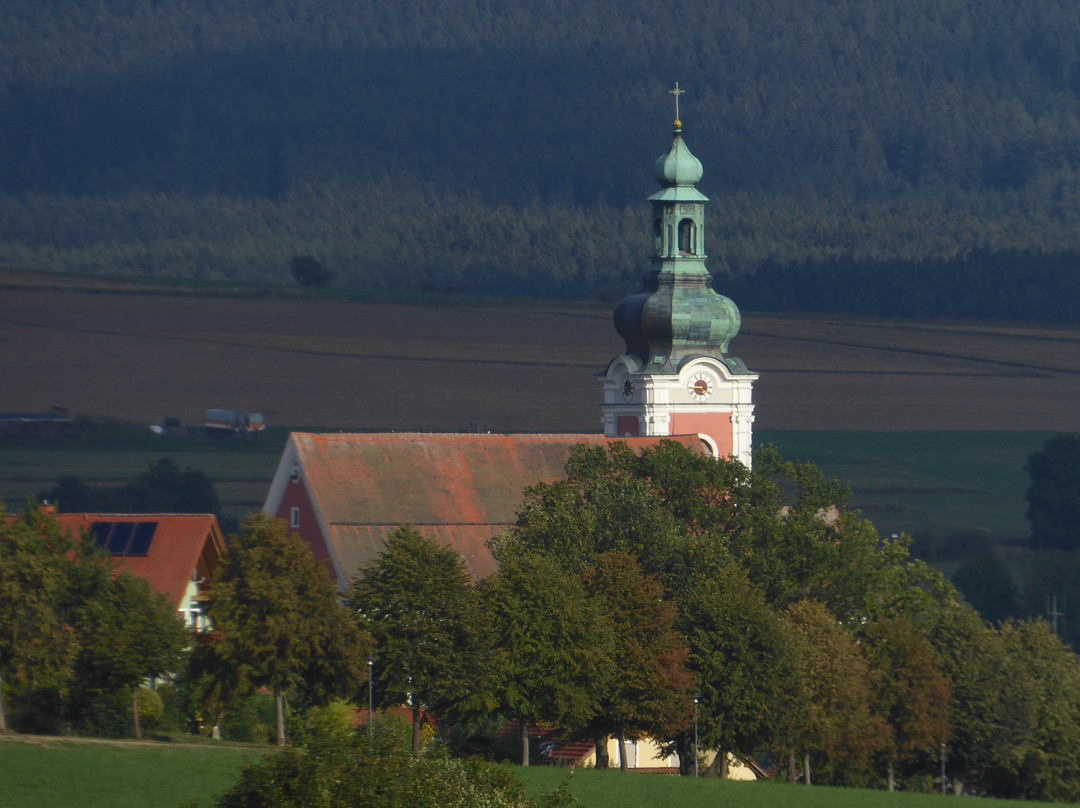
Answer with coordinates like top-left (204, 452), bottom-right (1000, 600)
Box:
top-left (3, 0), bottom-right (1080, 317)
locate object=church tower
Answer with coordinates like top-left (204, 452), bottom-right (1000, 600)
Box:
top-left (600, 85), bottom-right (757, 465)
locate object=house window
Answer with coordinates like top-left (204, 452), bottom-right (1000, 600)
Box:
top-left (290, 506), bottom-right (300, 528)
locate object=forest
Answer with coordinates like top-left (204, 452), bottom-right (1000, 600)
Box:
top-left (2, 0), bottom-right (1080, 318)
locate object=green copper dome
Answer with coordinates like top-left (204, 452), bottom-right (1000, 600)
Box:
top-left (613, 113), bottom-right (750, 376)
top-left (653, 120), bottom-right (704, 187)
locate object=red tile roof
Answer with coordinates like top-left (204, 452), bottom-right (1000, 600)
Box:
top-left (285, 432), bottom-right (705, 579)
top-left (51, 513), bottom-right (225, 608)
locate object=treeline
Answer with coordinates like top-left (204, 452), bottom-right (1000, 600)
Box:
top-left (2, 0), bottom-right (1080, 315)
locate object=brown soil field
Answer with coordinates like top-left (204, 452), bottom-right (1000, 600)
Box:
top-left (2, 273), bottom-right (1079, 433)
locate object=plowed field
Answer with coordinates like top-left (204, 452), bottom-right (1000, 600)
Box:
top-left (2, 274), bottom-right (1078, 434)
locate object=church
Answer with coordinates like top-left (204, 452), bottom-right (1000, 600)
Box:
top-left (263, 92), bottom-right (757, 584)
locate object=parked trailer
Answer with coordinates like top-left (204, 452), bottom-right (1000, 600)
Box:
top-left (205, 409), bottom-right (265, 436)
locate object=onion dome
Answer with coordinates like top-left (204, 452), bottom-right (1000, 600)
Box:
top-left (653, 119), bottom-right (704, 187)
top-left (611, 104), bottom-right (750, 376)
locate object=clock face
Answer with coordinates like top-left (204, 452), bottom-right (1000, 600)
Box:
top-left (622, 374), bottom-right (635, 401)
top-left (688, 372), bottom-right (715, 401)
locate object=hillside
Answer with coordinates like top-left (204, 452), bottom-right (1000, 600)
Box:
top-left (2, 0), bottom-right (1080, 315)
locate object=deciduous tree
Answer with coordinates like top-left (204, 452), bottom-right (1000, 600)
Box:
top-left (1026, 434), bottom-right (1080, 551)
top-left (74, 571), bottom-right (189, 739)
top-left (778, 600), bottom-right (888, 785)
top-left (859, 617), bottom-right (951, 790)
top-left (676, 563), bottom-right (794, 777)
top-left (205, 514), bottom-right (368, 746)
top-left (0, 506), bottom-right (79, 731)
top-left (579, 551), bottom-right (693, 770)
top-left (345, 525), bottom-right (485, 751)
top-left (480, 546), bottom-right (611, 766)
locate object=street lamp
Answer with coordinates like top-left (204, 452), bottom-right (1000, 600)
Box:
top-left (941, 742), bottom-right (947, 795)
top-left (693, 694), bottom-right (700, 778)
top-left (368, 657), bottom-right (375, 738)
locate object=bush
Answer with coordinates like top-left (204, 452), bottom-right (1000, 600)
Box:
top-left (218, 694), bottom-right (275, 743)
top-left (216, 719), bottom-right (574, 808)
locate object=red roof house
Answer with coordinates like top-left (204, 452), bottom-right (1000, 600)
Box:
top-left (262, 432), bottom-right (707, 588)
top-left (51, 513), bottom-right (226, 629)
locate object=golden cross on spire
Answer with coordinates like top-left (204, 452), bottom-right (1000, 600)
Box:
top-left (669, 81), bottom-right (685, 121)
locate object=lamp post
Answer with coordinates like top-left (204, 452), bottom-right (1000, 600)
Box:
top-left (941, 742), bottom-right (947, 795)
top-left (693, 694), bottom-right (700, 778)
top-left (368, 657), bottom-right (375, 738)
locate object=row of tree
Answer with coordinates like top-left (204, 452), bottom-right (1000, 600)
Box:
top-left (343, 445), bottom-right (1080, 799)
top-left (7, 442), bottom-right (1080, 799)
top-left (340, 443), bottom-right (1080, 798)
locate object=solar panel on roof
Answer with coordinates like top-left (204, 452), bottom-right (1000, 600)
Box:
top-left (89, 522), bottom-right (112, 549)
top-left (107, 522), bottom-right (134, 554)
top-left (127, 521), bottom-right (157, 555)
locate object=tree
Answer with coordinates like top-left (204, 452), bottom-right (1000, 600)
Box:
top-left (1025, 434), bottom-right (1080, 551)
top-left (994, 619), bottom-right (1080, 802)
top-left (480, 546), bottom-right (611, 766)
top-left (39, 458), bottom-right (221, 518)
top-left (204, 514), bottom-right (368, 746)
top-left (952, 552), bottom-right (1019, 624)
top-left (927, 603), bottom-right (1029, 795)
top-left (859, 617), bottom-right (951, 791)
top-left (579, 551), bottom-right (693, 770)
top-left (777, 600), bottom-right (888, 785)
top-left (0, 506), bottom-right (79, 731)
top-left (289, 255), bottom-right (335, 287)
top-left (74, 571), bottom-right (190, 739)
top-left (345, 525), bottom-right (485, 752)
top-left (676, 563), bottom-right (795, 777)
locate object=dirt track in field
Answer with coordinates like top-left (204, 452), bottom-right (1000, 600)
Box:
top-left (2, 276), bottom-right (1078, 433)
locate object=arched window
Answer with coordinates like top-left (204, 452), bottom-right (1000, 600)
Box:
top-left (653, 218), bottom-right (663, 255)
top-left (678, 219), bottom-right (696, 255)
top-left (666, 224), bottom-right (673, 256)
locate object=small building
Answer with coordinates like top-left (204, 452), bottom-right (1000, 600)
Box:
top-left (51, 512), bottom-right (226, 629)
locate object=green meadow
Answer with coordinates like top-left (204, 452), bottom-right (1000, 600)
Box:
top-left (0, 738), bottom-right (264, 808)
top-left (517, 766), bottom-right (1057, 808)
top-left (761, 431), bottom-right (1050, 541)
top-left (0, 737), bottom-right (1064, 808)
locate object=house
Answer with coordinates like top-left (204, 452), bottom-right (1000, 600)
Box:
top-left (50, 512), bottom-right (226, 629)
top-left (263, 431), bottom-right (706, 586)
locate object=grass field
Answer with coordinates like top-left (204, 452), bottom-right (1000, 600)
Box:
top-left (0, 736), bottom-right (1063, 808)
top-left (761, 431), bottom-right (1052, 539)
top-left (0, 736), bottom-right (265, 808)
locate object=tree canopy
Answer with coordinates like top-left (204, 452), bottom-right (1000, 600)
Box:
top-left (1025, 434), bottom-right (1080, 551)
top-left (345, 525), bottom-right (487, 752)
top-left (204, 513), bottom-right (369, 746)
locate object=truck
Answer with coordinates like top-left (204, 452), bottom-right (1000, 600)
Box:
top-left (205, 409), bottom-right (265, 436)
